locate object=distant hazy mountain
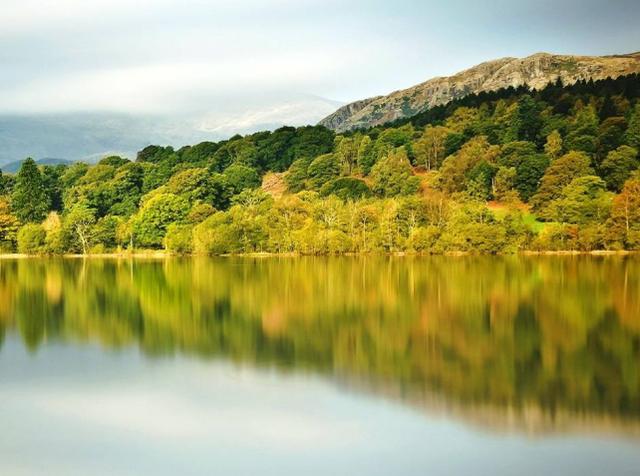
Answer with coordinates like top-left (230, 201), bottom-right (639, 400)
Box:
top-left (319, 52), bottom-right (640, 132)
top-left (0, 95), bottom-right (342, 166)
top-left (0, 158), bottom-right (73, 174)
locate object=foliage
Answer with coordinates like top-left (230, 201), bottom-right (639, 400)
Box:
top-left (370, 148), bottom-right (421, 197)
top-left (11, 158), bottom-right (50, 223)
top-left (600, 145), bottom-right (638, 192)
top-left (0, 199), bottom-right (19, 251)
top-left (132, 193), bottom-right (189, 248)
top-left (6, 73), bottom-right (640, 254)
top-left (531, 151), bottom-right (593, 219)
top-left (17, 223), bottom-right (46, 254)
top-left (320, 177), bottom-right (372, 200)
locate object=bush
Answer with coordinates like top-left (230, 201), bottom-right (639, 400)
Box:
top-left (165, 224), bottom-right (193, 254)
top-left (17, 224), bottom-right (46, 254)
top-left (223, 164), bottom-right (261, 194)
top-left (320, 177), bottom-right (372, 200)
top-left (406, 226), bottom-right (440, 252)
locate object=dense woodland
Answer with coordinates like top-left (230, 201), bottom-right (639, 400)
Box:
top-left (1, 74), bottom-right (640, 255)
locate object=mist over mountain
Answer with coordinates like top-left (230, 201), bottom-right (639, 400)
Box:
top-left (0, 95), bottom-right (341, 166)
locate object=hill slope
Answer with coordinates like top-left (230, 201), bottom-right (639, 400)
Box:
top-left (320, 52), bottom-right (640, 132)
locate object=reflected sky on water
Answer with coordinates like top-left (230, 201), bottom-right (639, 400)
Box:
top-left (0, 256), bottom-right (639, 475)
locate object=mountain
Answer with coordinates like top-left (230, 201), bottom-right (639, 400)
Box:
top-left (1, 158), bottom-right (73, 174)
top-left (319, 52), bottom-right (640, 132)
top-left (0, 95), bottom-right (341, 166)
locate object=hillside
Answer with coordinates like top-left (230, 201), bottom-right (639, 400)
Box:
top-left (2, 73), bottom-right (640, 256)
top-left (320, 52), bottom-right (640, 132)
top-left (0, 96), bottom-right (341, 166)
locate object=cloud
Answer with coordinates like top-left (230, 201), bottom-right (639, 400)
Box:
top-left (1, 0), bottom-right (639, 117)
top-left (0, 54), bottom-right (347, 114)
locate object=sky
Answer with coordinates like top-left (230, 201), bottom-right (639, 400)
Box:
top-left (1, 0), bottom-right (639, 117)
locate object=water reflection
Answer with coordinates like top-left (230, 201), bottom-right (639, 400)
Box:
top-left (0, 256), bottom-right (639, 435)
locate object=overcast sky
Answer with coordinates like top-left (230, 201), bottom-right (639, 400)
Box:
top-left (1, 0), bottom-right (639, 115)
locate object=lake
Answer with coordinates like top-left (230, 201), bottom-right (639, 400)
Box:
top-left (0, 256), bottom-right (639, 475)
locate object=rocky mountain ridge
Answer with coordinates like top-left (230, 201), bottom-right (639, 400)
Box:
top-left (320, 52), bottom-right (640, 132)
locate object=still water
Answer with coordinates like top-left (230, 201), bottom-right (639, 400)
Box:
top-left (0, 256), bottom-right (639, 475)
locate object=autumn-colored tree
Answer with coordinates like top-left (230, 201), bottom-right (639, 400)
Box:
top-left (607, 175), bottom-right (640, 248)
top-left (0, 199), bottom-right (19, 251)
top-left (439, 136), bottom-right (500, 194)
top-left (544, 130), bottom-right (563, 160)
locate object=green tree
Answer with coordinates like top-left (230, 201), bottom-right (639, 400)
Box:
top-left (335, 135), bottom-right (359, 174)
top-left (320, 178), bottom-right (372, 200)
top-left (92, 216), bottom-right (120, 251)
top-left (515, 95), bottom-right (542, 142)
top-left (17, 223), bottom-right (46, 254)
top-left (600, 145), bottom-right (639, 192)
top-left (370, 148), bottom-right (420, 197)
top-left (624, 104), bottom-right (640, 150)
top-left (223, 164), bottom-right (261, 194)
top-left (439, 136), bottom-right (500, 194)
top-left (356, 136), bottom-right (375, 174)
top-left (307, 154), bottom-right (340, 190)
top-left (64, 202), bottom-right (97, 254)
top-left (531, 151), bottom-right (593, 219)
top-left (549, 176), bottom-right (612, 224)
top-left (565, 104), bottom-right (599, 155)
top-left (493, 167), bottom-right (519, 202)
top-left (132, 193), bottom-right (189, 248)
top-left (285, 158), bottom-right (312, 192)
top-left (164, 224), bottom-right (193, 254)
top-left (12, 158), bottom-right (50, 223)
top-left (41, 165), bottom-right (65, 212)
top-left (597, 117), bottom-right (627, 163)
top-left (413, 125), bottom-right (450, 170)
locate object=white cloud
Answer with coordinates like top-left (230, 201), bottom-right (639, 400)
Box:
top-left (0, 54), bottom-right (346, 113)
top-left (0, 0), bottom-right (321, 35)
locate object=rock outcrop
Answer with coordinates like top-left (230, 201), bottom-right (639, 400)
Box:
top-left (320, 52), bottom-right (640, 132)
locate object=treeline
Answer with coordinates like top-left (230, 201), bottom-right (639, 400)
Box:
top-left (1, 74), bottom-right (640, 254)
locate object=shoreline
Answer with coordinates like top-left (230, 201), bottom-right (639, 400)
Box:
top-left (0, 250), bottom-right (636, 260)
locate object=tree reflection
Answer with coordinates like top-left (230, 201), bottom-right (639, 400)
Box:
top-left (0, 256), bottom-right (639, 432)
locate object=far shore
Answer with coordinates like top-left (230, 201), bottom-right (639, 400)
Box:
top-left (0, 250), bottom-right (636, 260)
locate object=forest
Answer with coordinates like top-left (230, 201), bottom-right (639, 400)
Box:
top-left (1, 74), bottom-right (640, 255)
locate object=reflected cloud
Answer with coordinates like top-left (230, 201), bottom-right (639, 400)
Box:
top-left (0, 256), bottom-right (639, 437)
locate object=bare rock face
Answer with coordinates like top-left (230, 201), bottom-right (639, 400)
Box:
top-left (319, 52), bottom-right (640, 132)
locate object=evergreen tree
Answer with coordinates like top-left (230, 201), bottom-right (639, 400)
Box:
top-left (565, 104), bottom-right (599, 155)
top-left (11, 158), bottom-right (50, 223)
top-left (624, 104), bottom-right (640, 150)
top-left (515, 95), bottom-right (542, 142)
top-left (600, 145), bottom-right (639, 192)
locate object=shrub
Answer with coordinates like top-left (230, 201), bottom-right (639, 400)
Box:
top-left (17, 224), bottom-right (46, 254)
top-left (165, 224), bottom-right (193, 254)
